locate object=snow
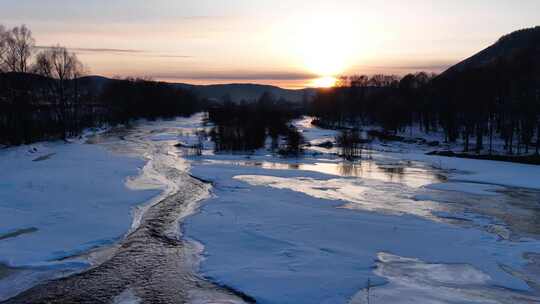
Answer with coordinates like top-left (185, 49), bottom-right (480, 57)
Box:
top-left (0, 260), bottom-right (87, 301)
top-left (294, 116), bottom-right (339, 144)
top-left (183, 116), bottom-right (540, 303)
top-left (297, 116), bottom-right (540, 190)
top-left (426, 182), bottom-right (506, 196)
top-left (0, 142), bottom-right (159, 267)
top-left (2, 114), bottom-right (540, 303)
top-left (0, 139), bottom-right (161, 300)
top-left (392, 150), bottom-right (540, 190)
top-left (185, 162), bottom-right (540, 304)
top-left (113, 289), bottom-right (142, 304)
top-left (234, 175), bottom-right (437, 218)
top-left (349, 252), bottom-right (540, 304)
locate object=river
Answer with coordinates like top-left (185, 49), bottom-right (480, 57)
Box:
top-left (2, 114), bottom-right (540, 303)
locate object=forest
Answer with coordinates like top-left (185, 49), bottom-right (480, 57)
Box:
top-left (311, 59), bottom-right (540, 156)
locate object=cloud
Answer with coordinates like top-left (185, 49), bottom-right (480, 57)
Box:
top-left (352, 60), bottom-right (456, 74)
top-left (72, 47), bottom-right (144, 53)
top-left (150, 54), bottom-right (194, 59)
top-left (151, 71), bottom-right (317, 81)
top-left (35, 46), bottom-right (193, 58)
top-left (36, 45), bottom-right (143, 53)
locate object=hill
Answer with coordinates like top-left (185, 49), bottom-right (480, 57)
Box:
top-left (174, 83), bottom-right (313, 103)
top-left (76, 76), bottom-right (313, 103)
top-left (440, 26), bottom-right (540, 79)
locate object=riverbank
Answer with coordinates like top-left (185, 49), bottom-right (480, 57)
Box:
top-left (311, 118), bottom-right (540, 166)
top-left (428, 150), bottom-right (540, 165)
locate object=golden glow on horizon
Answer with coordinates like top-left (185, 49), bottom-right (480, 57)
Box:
top-left (310, 76), bottom-right (337, 88)
top-left (269, 11), bottom-right (381, 87)
top-left (14, 1), bottom-right (539, 89)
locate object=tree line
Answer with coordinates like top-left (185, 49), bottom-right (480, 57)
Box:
top-left (100, 77), bottom-right (199, 124)
top-left (311, 60), bottom-right (540, 156)
top-left (207, 92), bottom-right (304, 155)
top-left (0, 24), bottom-right (201, 145)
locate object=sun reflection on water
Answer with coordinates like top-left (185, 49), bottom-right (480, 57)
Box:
top-left (203, 159), bottom-right (446, 189)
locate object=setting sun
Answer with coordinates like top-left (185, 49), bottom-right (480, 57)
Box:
top-left (269, 10), bottom-right (381, 87)
top-left (296, 14), bottom-right (359, 77)
top-left (310, 76), bottom-right (337, 88)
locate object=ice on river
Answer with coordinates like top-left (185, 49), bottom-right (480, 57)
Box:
top-left (183, 116), bottom-right (540, 303)
top-left (185, 162), bottom-right (540, 303)
top-left (349, 253), bottom-right (540, 303)
top-left (426, 181), bottom-right (506, 196)
top-left (3, 114), bottom-right (540, 303)
top-left (0, 141), bottom-right (160, 267)
top-left (0, 138), bottom-right (160, 299)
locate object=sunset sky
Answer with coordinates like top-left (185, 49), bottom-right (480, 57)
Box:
top-left (2, 0), bottom-right (539, 88)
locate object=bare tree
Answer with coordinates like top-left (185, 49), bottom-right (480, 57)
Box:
top-left (0, 25), bottom-right (35, 73)
top-left (34, 45), bottom-right (84, 80)
top-left (336, 129), bottom-right (363, 160)
top-left (0, 25), bottom-right (7, 72)
top-left (34, 45), bottom-right (85, 139)
top-left (349, 75), bottom-right (369, 87)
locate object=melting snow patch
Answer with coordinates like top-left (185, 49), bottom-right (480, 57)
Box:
top-left (234, 174), bottom-right (439, 218)
top-left (349, 252), bottom-right (540, 304)
top-left (113, 289), bottom-right (141, 304)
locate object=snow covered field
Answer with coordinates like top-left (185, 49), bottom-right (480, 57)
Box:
top-left (2, 114), bottom-right (540, 303)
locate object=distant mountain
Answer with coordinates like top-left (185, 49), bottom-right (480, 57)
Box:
top-left (76, 76), bottom-right (314, 103)
top-left (173, 83), bottom-right (313, 103)
top-left (77, 75), bottom-right (114, 92)
top-left (440, 26), bottom-right (540, 79)
top-left (2, 73), bottom-right (314, 103)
